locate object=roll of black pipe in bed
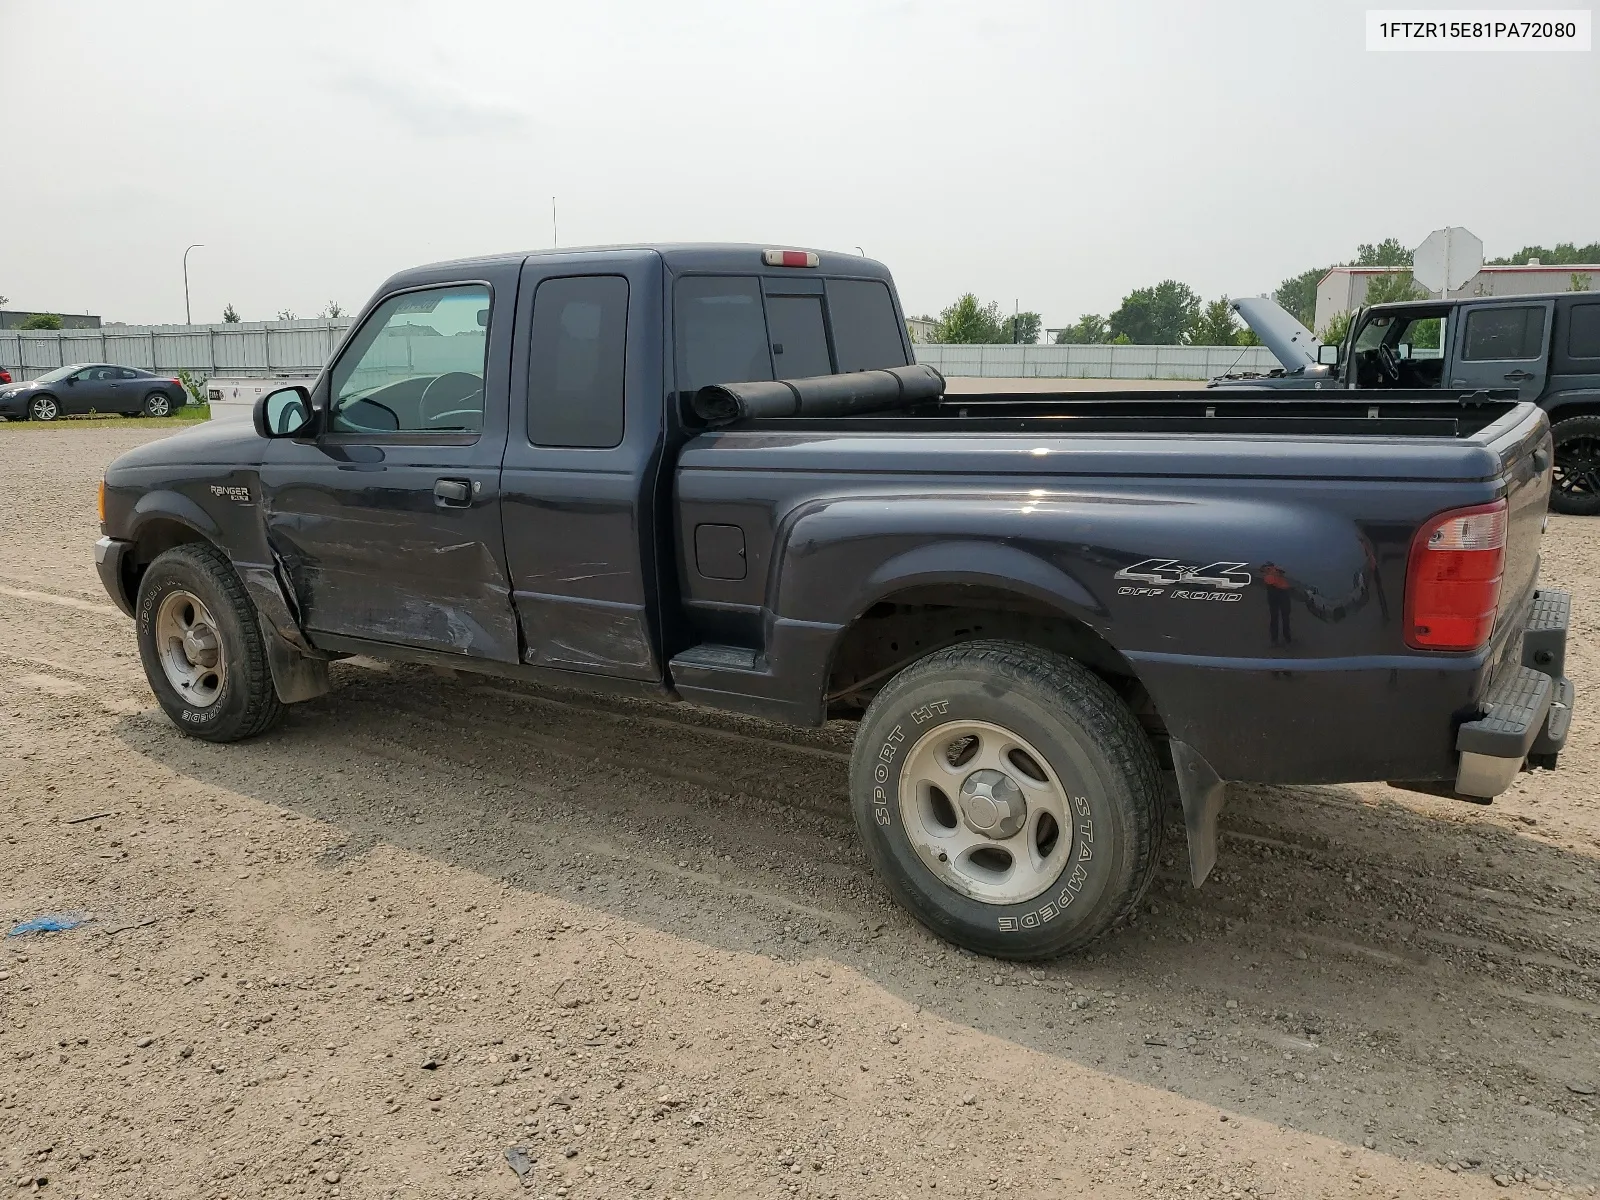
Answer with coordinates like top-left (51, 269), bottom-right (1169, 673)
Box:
top-left (692, 363), bottom-right (945, 425)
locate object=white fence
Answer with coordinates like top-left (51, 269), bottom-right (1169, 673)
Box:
top-left (0, 319), bottom-right (352, 382)
top-left (912, 342), bottom-right (1280, 380)
top-left (1, 320), bottom-right (1283, 383)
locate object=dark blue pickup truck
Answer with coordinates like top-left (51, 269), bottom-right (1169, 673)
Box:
top-left (93, 244), bottom-right (1574, 960)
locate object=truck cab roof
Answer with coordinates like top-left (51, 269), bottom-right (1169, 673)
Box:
top-left (385, 243), bottom-right (894, 292)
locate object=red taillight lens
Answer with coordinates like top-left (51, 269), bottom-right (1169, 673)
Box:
top-left (762, 248), bottom-right (819, 268)
top-left (1404, 500), bottom-right (1507, 651)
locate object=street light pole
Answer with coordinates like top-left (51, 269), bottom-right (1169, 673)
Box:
top-left (183, 244), bottom-right (205, 324)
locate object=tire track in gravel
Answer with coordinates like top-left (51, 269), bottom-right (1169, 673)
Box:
top-left (5, 582), bottom-right (1597, 1010)
top-left (7, 620), bottom-right (1599, 1188)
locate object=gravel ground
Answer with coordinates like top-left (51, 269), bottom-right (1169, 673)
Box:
top-left (1, 424), bottom-right (1596, 1200)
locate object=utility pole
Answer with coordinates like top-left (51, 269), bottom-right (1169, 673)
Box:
top-left (183, 244), bottom-right (205, 325)
top-left (552, 197), bottom-right (558, 249)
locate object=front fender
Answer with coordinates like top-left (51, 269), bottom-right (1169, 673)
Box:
top-left (128, 489), bottom-right (223, 541)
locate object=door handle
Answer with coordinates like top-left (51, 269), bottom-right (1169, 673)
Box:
top-left (1504, 370), bottom-right (1535, 382)
top-left (433, 478), bottom-right (471, 506)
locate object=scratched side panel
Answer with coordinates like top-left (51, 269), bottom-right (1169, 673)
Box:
top-left (501, 467), bottom-right (658, 677)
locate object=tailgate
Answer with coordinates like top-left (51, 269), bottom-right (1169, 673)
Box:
top-left (1493, 404), bottom-right (1554, 624)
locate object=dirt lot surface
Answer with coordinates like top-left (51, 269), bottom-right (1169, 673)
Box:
top-left (1, 424), bottom-right (1596, 1200)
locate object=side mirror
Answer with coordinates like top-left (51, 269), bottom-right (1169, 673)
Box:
top-left (66, 376), bottom-right (78, 385)
top-left (253, 385), bottom-right (314, 439)
top-left (1317, 343), bottom-right (1341, 366)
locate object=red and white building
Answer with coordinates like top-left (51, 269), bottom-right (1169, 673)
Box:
top-left (1315, 262), bottom-right (1599, 335)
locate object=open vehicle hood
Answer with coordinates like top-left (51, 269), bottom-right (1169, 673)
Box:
top-left (1231, 296), bottom-right (1321, 372)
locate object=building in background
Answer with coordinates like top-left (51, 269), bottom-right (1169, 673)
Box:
top-left (1315, 263), bottom-right (1598, 335)
top-left (905, 315), bottom-right (936, 343)
top-left (0, 310), bottom-right (102, 330)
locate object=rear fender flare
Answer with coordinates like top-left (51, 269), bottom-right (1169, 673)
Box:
top-left (840, 538), bottom-right (1104, 627)
top-left (1543, 390), bottom-right (1600, 422)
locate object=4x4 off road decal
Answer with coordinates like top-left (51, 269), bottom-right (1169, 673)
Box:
top-left (1114, 558), bottom-right (1251, 603)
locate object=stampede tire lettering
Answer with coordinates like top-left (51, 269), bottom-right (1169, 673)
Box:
top-left (850, 639), bottom-right (1164, 961)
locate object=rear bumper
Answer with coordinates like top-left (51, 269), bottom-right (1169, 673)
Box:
top-left (1450, 587), bottom-right (1573, 797)
top-left (1131, 586), bottom-right (1575, 790)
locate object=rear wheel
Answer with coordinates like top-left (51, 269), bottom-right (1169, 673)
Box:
top-left (1550, 415), bottom-right (1600, 516)
top-left (143, 391), bottom-right (173, 418)
top-left (851, 639), bottom-right (1163, 960)
top-left (135, 542), bottom-right (286, 742)
top-left (29, 394), bottom-right (59, 421)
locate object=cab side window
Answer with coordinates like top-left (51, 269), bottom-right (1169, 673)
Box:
top-left (527, 275), bottom-right (629, 448)
top-left (1462, 306), bottom-right (1545, 361)
top-left (328, 284), bottom-right (490, 434)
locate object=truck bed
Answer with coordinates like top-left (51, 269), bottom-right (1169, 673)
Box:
top-left (732, 387), bottom-right (1525, 441)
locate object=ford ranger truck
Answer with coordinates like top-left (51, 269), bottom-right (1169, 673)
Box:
top-left (93, 244), bottom-right (1574, 960)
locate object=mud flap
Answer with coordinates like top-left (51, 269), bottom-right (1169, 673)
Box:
top-left (240, 556), bottom-right (330, 704)
top-left (1170, 739), bottom-right (1226, 887)
top-left (260, 615), bottom-right (330, 704)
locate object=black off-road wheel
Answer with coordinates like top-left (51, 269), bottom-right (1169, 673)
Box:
top-left (135, 542), bottom-right (286, 742)
top-left (1551, 415), bottom-right (1600, 516)
top-left (851, 639), bottom-right (1163, 960)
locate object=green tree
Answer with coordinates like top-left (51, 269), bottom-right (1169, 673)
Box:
top-left (222, 303), bottom-right (241, 323)
top-left (276, 309), bottom-right (297, 321)
top-left (1354, 238), bottom-right (1413, 267)
top-left (1054, 313), bottom-right (1108, 344)
top-left (1489, 242), bottom-right (1600, 266)
top-left (1318, 310), bottom-right (1353, 347)
top-left (1572, 273), bottom-right (1594, 293)
top-left (1362, 272), bottom-right (1428, 306)
top-left (1187, 297), bottom-right (1245, 346)
top-left (19, 313), bottom-right (62, 330)
top-left (1108, 280), bottom-right (1200, 344)
top-left (931, 294), bottom-right (1006, 344)
top-left (321, 301), bottom-right (345, 319)
top-left (1110, 332), bottom-right (1132, 345)
top-left (1274, 266), bottom-right (1329, 329)
top-left (998, 311), bottom-right (1042, 344)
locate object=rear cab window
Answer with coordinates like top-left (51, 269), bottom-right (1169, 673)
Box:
top-left (673, 273), bottom-right (908, 396)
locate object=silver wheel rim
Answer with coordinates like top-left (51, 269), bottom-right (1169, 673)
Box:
top-left (147, 395), bottom-right (170, 416)
top-left (34, 397), bottom-right (57, 420)
top-left (154, 589), bottom-right (225, 707)
top-left (898, 719), bottom-right (1074, 905)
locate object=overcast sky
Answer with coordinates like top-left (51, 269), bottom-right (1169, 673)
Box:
top-left (1, 0), bottom-right (1595, 328)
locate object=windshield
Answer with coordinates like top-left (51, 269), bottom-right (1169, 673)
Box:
top-left (33, 364), bottom-right (83, 383)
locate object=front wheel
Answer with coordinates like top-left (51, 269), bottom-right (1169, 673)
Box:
top-left (851, 640), bottom-right (1163, 960)
top-left (143, 391), bottom-right (173, 418)
top-left (135, 542), bottom-right (286, 742)
top-left (29, 395), bottom-right (59, 421)
top-left (1550, 415), bottom-right (1600, 516)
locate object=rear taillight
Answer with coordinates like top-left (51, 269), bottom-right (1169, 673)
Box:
top-left (1404, 500), bottom-right (1507, 651)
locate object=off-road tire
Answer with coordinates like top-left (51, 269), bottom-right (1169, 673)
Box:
top-left (851, 639), bottom-right (1163, 960)
top-left (1550, 415), bottom-right (1600, 516)
top-left (136, 542), bottom-right (286, 742)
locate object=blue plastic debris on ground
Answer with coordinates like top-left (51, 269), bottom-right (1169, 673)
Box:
top-left (7, 913), bottom-right (88, 937)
